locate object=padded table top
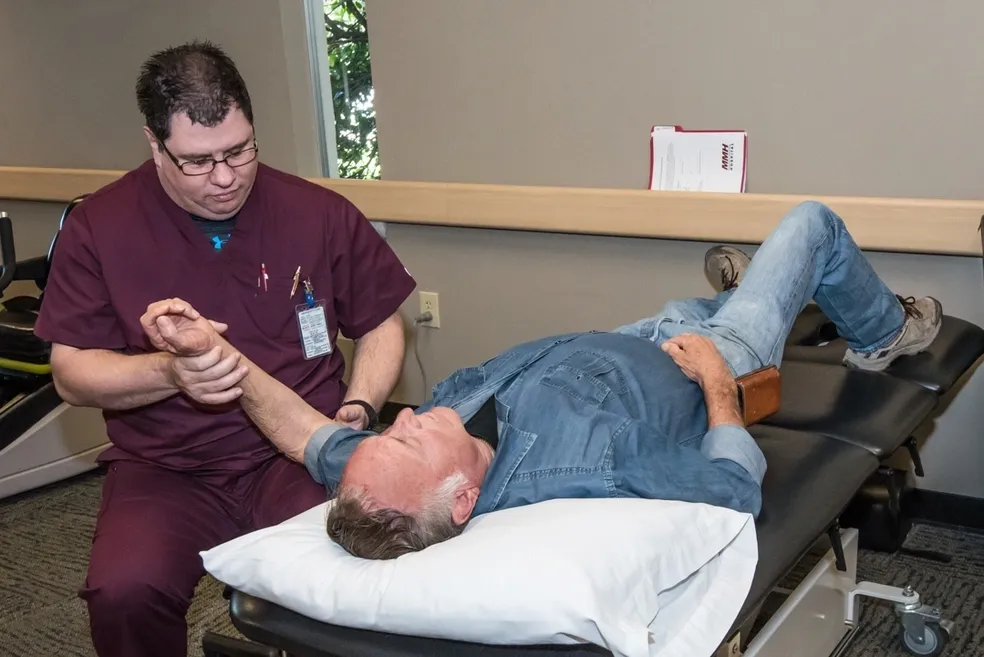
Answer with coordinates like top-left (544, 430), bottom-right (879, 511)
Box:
top-left (226, 426), bottom-right (879, 657)
top-left (784, 306), bottom-right (984, 394)
top-left (765, 361), bottom-right (938, 458)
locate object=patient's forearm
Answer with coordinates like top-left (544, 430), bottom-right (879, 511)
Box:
top-left (698, 372), bottom-right (765, 513)
top-left (701, 375), bottom-right (743, 428)
top-left (217, 337), bottom-right (333, 461)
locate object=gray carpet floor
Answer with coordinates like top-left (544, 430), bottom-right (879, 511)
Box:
top-left (0, 469), bottom-right (981, 657)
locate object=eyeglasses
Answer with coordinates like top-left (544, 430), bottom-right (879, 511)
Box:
top-left (157, 138), bottom-right (259, 176)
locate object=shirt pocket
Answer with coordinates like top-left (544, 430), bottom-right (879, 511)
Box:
top-left (246, 274), bottom-right (313, 341)
top-left (507, 413), bottom-right (613, 482)
top-left (538, 349), bottom-right (626, 407)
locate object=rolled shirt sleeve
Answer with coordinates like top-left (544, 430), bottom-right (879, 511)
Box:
top-left (304, 421), bottom-right (377, 493)
top-left (700, 423), bottom-right (767, 485)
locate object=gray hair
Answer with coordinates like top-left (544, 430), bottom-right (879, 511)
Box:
top-left (326, 472), bottom-right (469, 560)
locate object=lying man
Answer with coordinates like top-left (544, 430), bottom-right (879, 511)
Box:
top-left (143, 201), bottom-right (942, 561)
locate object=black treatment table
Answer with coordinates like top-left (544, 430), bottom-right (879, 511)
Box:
top-left (778, 307), bottom-right (984, 477)
top-left (784, 304), bottom-right (984, 395)
top-left (209, 426), bottom-right (879, 657)
top-left (204, 307), bottom-right (984, 657)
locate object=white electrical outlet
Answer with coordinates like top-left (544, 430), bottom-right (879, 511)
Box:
top-left (419, 291), bottom-right (440, 328)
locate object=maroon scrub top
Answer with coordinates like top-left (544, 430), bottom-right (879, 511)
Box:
top-left (34, 160), bottom-right (416, 474)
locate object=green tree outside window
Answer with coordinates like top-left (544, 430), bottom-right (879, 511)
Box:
top-left (325, 0), bottom-right (379, 179)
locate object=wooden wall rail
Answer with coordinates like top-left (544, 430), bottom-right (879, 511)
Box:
top-left (2, 166), bottom-right (983, 256)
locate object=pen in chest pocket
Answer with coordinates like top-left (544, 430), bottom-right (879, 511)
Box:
top-left (290, 265), bottom-right (301, 298)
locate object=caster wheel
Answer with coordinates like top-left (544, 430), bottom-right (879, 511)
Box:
top-left (899, 621), bottom-right (949, 656)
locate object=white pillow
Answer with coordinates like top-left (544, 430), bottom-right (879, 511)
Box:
top-left (201, 497), bottom-right (757, 657)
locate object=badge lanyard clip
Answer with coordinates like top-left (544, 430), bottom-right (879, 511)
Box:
top-left (295, 277), bottom-right (331, 360)
top-left (303, 278), bottom-right (316, 308)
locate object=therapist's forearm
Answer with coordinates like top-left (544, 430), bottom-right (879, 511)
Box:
top-left (343, 313), bottom-right (405, 411)
top-left (51, 344), bottom-right (178, 410)
top-left (214, 337), bottom-right (334, 462)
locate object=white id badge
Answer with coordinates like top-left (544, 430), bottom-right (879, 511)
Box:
top-left (295, 301), bottom-right (332, 359)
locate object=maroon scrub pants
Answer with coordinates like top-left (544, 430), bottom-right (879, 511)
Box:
top-left (79, 456), bottom-right (327, 657)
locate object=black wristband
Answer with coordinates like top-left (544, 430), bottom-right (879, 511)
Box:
top-left (340, 399), bottom-right (378, 428)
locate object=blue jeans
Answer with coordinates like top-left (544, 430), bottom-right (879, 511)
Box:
top-left (615, 201), bottom-right (905, 376)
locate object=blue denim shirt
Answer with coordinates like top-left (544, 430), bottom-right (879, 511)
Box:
top-left (305, 331), bottom-right (766, 518)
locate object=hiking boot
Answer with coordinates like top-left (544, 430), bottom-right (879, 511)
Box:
top-left (842, 296), bottom-right (942, 372)
top-left (704, 245), bottom-right (751, 293)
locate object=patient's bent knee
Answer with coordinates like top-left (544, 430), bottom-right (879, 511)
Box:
top-left (779, 200), bottom-right (845, 240)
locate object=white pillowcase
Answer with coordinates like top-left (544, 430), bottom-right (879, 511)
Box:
top-left (201, 497), bottom-right (758, 657)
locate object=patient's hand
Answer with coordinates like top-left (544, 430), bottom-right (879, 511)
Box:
top-left (141, 298), bottom-right (228, 355)
top-left (662, 334), bottom-right (741, 427)
top-left (660, 333), bottom-right (734, 389)
top-left (141, 298), bottom-right (247, 405)
top-left (333, 404), bottom-right (371, 431)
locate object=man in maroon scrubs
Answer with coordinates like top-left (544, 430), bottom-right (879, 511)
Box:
top-left (33, 41), bottom-right (415, 657)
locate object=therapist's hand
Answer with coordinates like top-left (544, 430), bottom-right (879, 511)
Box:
top-left (166, 347), bottom-right (247, 404)
top-left (141, 299), bottom-right (248, 405)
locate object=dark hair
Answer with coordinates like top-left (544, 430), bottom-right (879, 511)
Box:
top-left (135, 40), bottom-right (254, 142)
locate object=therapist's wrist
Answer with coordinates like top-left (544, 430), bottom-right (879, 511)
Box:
top-left (153, 351), bottom-right (179, 390)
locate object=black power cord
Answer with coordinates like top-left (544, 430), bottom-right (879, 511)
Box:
top-left (412, 311), bottom-right (433, 395)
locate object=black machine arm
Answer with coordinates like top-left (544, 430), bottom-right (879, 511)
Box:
top-left (0, 212), bottom-right (16, 295)
top-left (0, 199), bottom-right (82, 295)
top-left (11, 256), bottom-right (49, 288)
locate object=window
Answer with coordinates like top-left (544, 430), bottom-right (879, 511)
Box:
top-left (308, 0), bottom-right (379, 180)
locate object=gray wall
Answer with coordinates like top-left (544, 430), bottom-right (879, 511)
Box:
top-left (3, 1), bottom-right (984, 499)
top-left (368, 0), bottom-right (984, 200)
top-left (366, 0), bottom-right (984, 499)
top-left (0, 0), bottom-right (320, 175)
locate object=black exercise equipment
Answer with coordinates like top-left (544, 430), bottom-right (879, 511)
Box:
top-left (0, 198), bottom-right (107, 500)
